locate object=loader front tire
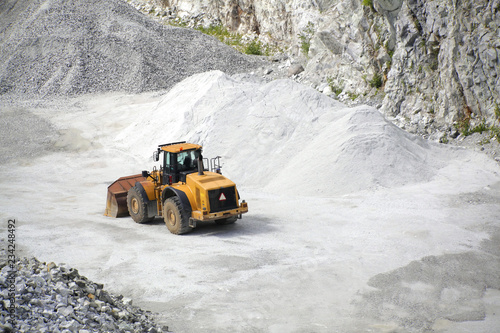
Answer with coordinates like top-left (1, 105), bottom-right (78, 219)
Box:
top-left (163, 197), bottom-right (191, 235)
top-left (127, 186), bottom-right (154, 223)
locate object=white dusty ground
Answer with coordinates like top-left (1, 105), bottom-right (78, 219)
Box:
top-left (1, 71), bottom-right (500, 332)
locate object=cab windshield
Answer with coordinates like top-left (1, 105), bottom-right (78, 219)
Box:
top-left (177, 149), bottom-right (199, 172)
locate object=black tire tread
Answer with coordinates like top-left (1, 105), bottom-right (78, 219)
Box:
top-left (163, 196), bottom-right (191, 235)
top-left (127, 185), bottom-right (154, 224)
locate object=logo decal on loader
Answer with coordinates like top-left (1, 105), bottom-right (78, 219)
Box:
top-left (219, 193), bottom-right (226, 201)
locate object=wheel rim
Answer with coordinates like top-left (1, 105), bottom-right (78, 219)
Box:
top-left (167, 209), bottom-right (177, 226)
top-left (131, 197), bottom-right (139, 214)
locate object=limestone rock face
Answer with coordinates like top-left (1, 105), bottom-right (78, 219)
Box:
top-left (145, 0), bottom-right (320, 42)
top-left (128, 0), bottom-right (500, 128)
top-left (380, 0), bottom-right (500, 128)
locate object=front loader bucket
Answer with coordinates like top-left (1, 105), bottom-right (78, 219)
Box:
top-left (104, 174), bottom-right (145, 218)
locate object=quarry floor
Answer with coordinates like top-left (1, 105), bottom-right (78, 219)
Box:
top-left (1, 73), bottom-right (500, 333)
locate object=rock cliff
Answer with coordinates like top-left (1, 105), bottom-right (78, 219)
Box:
top-left (126, 0), bottom-right (500, 136)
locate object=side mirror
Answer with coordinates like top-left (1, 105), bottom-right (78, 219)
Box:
top-left (153, 150), bottom-right (159, 162)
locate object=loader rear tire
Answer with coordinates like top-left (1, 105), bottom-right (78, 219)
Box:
top-left (127, 186), bottom-right (154, 223)
top-left (163, 197), bottom-right (191, 235)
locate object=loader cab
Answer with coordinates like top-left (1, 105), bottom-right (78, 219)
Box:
top-left (164, 149), bottom-right (200, 183)
top-left (156, 142), bottom-right (203, 185)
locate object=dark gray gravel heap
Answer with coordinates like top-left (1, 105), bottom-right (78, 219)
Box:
top-left (0, 257), bottom-right (168, 333)
top-left (0, 0), bottom-right (265, 96)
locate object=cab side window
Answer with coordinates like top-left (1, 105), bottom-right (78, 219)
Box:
top-left (166, 152), bottom-right (171, 169)
top-left (164, 152), bottom-right (175, 173)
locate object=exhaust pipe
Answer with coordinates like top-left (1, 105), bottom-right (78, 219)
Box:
top-left (198, 154), bottom-right (205, 175)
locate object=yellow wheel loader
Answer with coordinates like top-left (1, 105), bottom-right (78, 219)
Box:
top-left (104, 142), bottom-right (248, 234)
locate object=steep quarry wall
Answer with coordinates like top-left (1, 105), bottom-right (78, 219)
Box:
top-left (127, 0), bottom-right (500, 135)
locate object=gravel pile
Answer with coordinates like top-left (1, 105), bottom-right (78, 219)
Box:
top-left (0, 257), bottom-right (168, 333)
top-left (0, 0), bottom-right (265, 97)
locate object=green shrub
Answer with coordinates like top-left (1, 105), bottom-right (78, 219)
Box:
top-left (196, 24), bottom-right (231, 43)
top-left (194, 24), bottom-right (279, 56)
top-left (299, 35), bottom-right (311, 55)
top-left (347, 91), bottom-right (359, 101)
top-left (244, 40), bottom-right (263, 55)
top-left (490, 126), bottom-right (500, 143)
top-left (384, 41), bottom-right (394, 58)
top-left (455, 117), bottom-right (499, 140)
top-left (369, 73), bottom-right (383, 88)
top-left (455, 118), bottom-right (471, 136)
top-left (469, 120), bottom-right (488, 134)
top-left (298, 22), bottom-right (315, 56)
top-left (168, 19), bottom-right (188, 28)
top-left (327, 77), bottom-right (343, 95)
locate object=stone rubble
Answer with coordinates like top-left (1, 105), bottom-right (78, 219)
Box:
top-left (0, 258), bottom-right (169, 333)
